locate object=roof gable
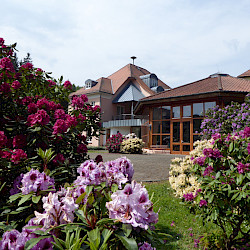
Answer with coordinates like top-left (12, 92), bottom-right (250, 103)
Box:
top-left (112, 82), bottom-right (145, 103)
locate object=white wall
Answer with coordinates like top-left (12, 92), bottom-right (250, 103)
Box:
top-left (110, 127), bottom-right (130, 137)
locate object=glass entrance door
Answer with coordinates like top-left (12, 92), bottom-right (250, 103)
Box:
top-left (172, 120), bottom-right (191, 154)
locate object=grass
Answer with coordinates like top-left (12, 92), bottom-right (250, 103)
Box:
top-left (144, 181), bottom-right (219, 249)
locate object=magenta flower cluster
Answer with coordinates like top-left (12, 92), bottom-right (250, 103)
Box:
top-left (106, 132), bottom-right (124, 153)
top-left (106, 181), bottom-right (158, 230)
top-left (71, 94), bottom-right (88, 110)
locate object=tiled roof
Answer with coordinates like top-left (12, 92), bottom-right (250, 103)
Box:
top-left (69, 77), bottom-right (112, 96)
top-left (238, 69), bottom-right (250, 77)
top-left (140, 74), bottom-right (250, 101)
top-left (70, 64), bottom-right (170, 97)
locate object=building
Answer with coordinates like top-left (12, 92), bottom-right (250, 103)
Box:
top-left (70, 63), bottom-right (170, 146)
top-left (134, 72), bottom-right (250, 154)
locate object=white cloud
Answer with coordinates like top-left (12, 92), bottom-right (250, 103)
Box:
top-left (1, 0), bottom-right (250, 87)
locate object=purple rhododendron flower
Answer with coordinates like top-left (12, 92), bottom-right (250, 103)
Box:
top-left (34, 189), bottom-right (78, 229)
top-left (203, 148), bottom-right (222, 158)
top-left (203, 165), bottom-right (214, 176)
top-left (21, 169), bottom-right (55, 195)
top-left (138, 242), bottom-right (156, 250)
top-left (237, 162), bottom-right (250, 174)
top-left (183, 193), bottom-right (194, 201)
top-left (199, 199), bottom-right (207, 207)
top-left (10, 174), bottom-right (24, 195)
top-left (194, 156), bottom-right (206, 166)
top-left (106, 181), bottom-right (158, 230)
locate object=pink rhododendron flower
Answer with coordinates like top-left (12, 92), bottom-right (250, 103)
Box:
top-left (27, 109), bottom-right (50, 126)
top-left (247, 143), bottom-right (250, 155)
top-left (0, 131), bottom-right (8, 148)
top-left (63, 80), bottom-right (72, 89)
top-left (10, 149), bottom-right (27, 164)
top-left (13, 134), bottom-right (27, 148)
top-left (11, 80), bottom-right (21, 89)
top-left (21, 96), bottom-right (33, 105)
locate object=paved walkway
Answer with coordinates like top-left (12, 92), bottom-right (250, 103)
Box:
top-left (88, 152), bottom-right (183, 182)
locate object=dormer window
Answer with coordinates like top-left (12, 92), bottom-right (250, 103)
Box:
top-left (140, 74), bottom-right (158, 88)
top-left (85, 79), bottom-right (98, 89)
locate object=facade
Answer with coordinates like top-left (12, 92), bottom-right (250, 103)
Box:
top-left (70, 64), bottom-right (170, 146)
top-left (134, 72), bottom-right (250, 154)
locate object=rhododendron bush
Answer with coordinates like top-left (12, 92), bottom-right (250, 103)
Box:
top-left (121, 137), bottom-right (144, 154)
top-left (0, 157), bottom-right (165, 249)
top-left (169, 139), bottom-right (212, 198)
top-left (0, 38), bottom-right (102, 201)
top-left (184, 128), bottom-right (250, 249)
top-left (106, 132), bottom-right (124, 153)
top-left (201, 94), bottom-right (250, 139)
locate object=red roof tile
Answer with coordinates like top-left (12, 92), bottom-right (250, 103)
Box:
top-left (70, 64), bottom-right (170, 97)
top-left (238, 69), bottom-right (250, 77)
top-left (140, 74), bottom-right (250, 101)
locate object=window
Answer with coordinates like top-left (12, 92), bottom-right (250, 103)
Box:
top-left (152, 106), bottom-right (171, 148)
top-left (85, 82), bottom-right (91, 89)
top-left (205, 101), bottom-right (216, 113)
top-left (183, 105), bottom-right (191, 117)
top-left (91, 101), bottom-right (95, 106)
top-left (172, 106), bottom-right (180, 118)
top-left (193, 103), bottom-right (203, 117)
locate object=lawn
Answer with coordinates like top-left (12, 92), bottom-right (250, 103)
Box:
top-left (144, 181), bottom-right (219, 249)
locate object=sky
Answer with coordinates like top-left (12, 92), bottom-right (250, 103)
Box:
top-left (1, 0), bottom-right (250, 88)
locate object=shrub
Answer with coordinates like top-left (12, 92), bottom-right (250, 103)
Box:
top-left (121, 138), bottom-right (144, 154)
top-left (169, 139), bottom-right (212, 198)
top-left (201, 94), bottom-right (250, 139)
top-left (184, 128), bottom-right (250, 249)
top-left (0, 38), bottom-right (101, 204)
top-left (0, 157), bottom-right (166, 249)
top-left (106, 132), bottom-right (123, 153)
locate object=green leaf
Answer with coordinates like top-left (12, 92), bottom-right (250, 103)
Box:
top-left (122, 223), bottom-right (132, 237)
top-left (76, 192), bottom-right (86, 204)
top-left (25, 236), bottom-right (51, 250)
top-left (88, 228), bottom-right (100, 249)
top-left (32, 195), bottom-right (41, 204)
top-left (9, 192), bottom-right (22, 203)
top-left (18, 194), bottom-right (32, 206)
top-left (228, 141), bottom-right (234, 152)
top-left (116, 234), bottom-right (138, 250)
top-left (208, 193), bottom-right (214, 203)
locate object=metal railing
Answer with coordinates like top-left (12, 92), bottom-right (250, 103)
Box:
top-left (112, 114), bottom-right (148, 120)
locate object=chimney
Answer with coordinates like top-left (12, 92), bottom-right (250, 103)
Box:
top-left (131, 56), bottom-right (136, 65)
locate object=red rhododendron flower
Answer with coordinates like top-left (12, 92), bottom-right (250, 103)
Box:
top-left (27, 103), bottom-right (38, 113)
top-left (52, 119), bottom-right (68, 134)
top-left (77, 144), bottom-right (88, 154)
top-left (54, 109), bottom-right (66, 120)
top-left (11, 149), bottom-right (27, 164)
top-left (0, 38), bottom-right (4, 46)
top-left (66, 115), bottom-right (78, 127)
top-left (0, 131), bottom-right (8, 148)
top-left (36, 97), bottom-right (50, 110)
top-left (27, 109), bottom-right (50, 126)
top-left (63, 80), bottom-right (72, 89)
top-left (11, 80), bottom-right (21, 90)
top-left (0, 82), bottom-right (11, 94)
top-left (47, 80), bottom-right (56, 87)
top-left (20, 62), bottom-right (33, 70)
top-left (0, 57), bottom-right (15, 72)
top-left (52, 153), bottom-right (65, 165)
top-left (21, 96), bottom-right (33, 105)
top-left (13, 135), bottom-right (27, 148)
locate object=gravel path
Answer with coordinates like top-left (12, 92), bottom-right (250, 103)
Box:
top-left (88, 152), bottom-right (183, 182)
